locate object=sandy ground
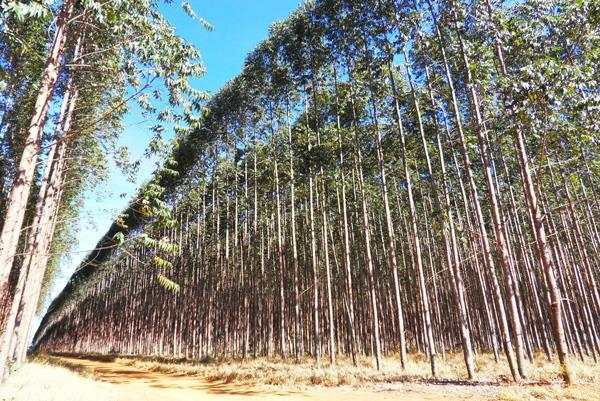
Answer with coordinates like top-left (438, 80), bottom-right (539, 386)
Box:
top-left (2, 355), bottom-right (599, 401)
top-left (0, 356), bottom-right (488, 401)
top-left (55, 355), bottom-right (494, 400)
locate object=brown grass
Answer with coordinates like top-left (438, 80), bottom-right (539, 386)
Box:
top-left (30, 351), bottom-right (600, 400)
top-left (53, 351), bottom-right (597, 393)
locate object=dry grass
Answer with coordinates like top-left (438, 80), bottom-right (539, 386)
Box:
top-left (29, 351), bottom-right (600, 400)
top-left (0, 361), bottom-right (118, 401)
top-left (496, 385), bottom-right (600, 401)
top-left (95, 351), bottom-right (599, 392)
top-left (113, 352), bottom-right (439, 388)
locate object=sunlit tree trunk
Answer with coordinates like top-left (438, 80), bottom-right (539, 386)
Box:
top-left (0, 0), bottom-right (76, 295)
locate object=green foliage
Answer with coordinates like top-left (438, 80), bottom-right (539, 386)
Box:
top-left (157, 273), bottom-right (180, 293)
top-left (1, 0), bottom-right (49, 21)
top-left (112, 232), bottom-right (126, 246)
top-left (32, 1), bottom-right (599, 376)
top-left (153, 256), bottom-right (174, 269)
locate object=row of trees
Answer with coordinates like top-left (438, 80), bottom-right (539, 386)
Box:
top-left (0, 0), bottom-right (206, 379)
top-left (34, 0), bottom-right (598, 385)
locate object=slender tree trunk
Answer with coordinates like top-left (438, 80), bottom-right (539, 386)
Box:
top-left (475, 0), bottom-right (575, 379)
top-left (0, 0), bottom-right (76, 293)
top-left (0, 73), bottom-right (77, 376)
top-left (424, 0), bottom-right (521, 381)
top-left (332, 65), bottom-right (358, 366)
top-left (388, 60), bottom-right (437, 378)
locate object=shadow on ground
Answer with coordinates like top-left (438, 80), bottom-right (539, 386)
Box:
top-left (47, 353), bottom-right (295, 397)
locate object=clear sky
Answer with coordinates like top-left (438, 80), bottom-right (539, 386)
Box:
top-left (44, 0), bottom-right (302, 311)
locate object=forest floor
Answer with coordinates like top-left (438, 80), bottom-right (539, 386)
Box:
top-left (1, 353), bottom-right (599, 401)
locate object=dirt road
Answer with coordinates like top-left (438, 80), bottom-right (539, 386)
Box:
top-left (53, 355), bottom-right (491, 401)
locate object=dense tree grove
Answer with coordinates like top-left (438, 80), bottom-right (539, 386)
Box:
top-left (0, 0), bottom-right (206, 378)
top-left (33, 0), bottom-right (598, 385)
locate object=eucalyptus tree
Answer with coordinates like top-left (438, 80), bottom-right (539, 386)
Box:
top-left (0, 0), bottom-right (207, 377)
top-left (0, 0), bottom-right (77, 289)
top-left (31, 0), bottom-right (599, 387)
top-left (474, 0), bottom-right (600, 383)
top-left (381, 0), bottom-right (476, 376)
top-left (0, 7), bottom-right (48, 225)
top-left (0, 2), bottom-right (49, 338)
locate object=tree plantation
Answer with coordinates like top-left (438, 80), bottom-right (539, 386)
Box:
top-left (0, 0), bottom-right (206, 380)
top-left (1, 0), bottom-right (599, 397)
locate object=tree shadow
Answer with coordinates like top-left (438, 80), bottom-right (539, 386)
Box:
top-left (48, 353), bottom-right (297, 397)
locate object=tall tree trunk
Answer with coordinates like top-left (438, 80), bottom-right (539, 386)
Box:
top-left (484, 4), bottom-right (573, 380)
top-left (332, 65), bottom-right (358, 366)
top-left (0, 73), bottom-right (77, 376)
top-left (424, 0), bottom-right (521, 381)
top-left (0, 0), bottom-right (76, 293)
top-left (388, 60), bottom-right (437, 378)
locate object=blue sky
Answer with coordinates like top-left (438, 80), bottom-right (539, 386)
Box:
top-left (45, 0), bottom-right (301, 309)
